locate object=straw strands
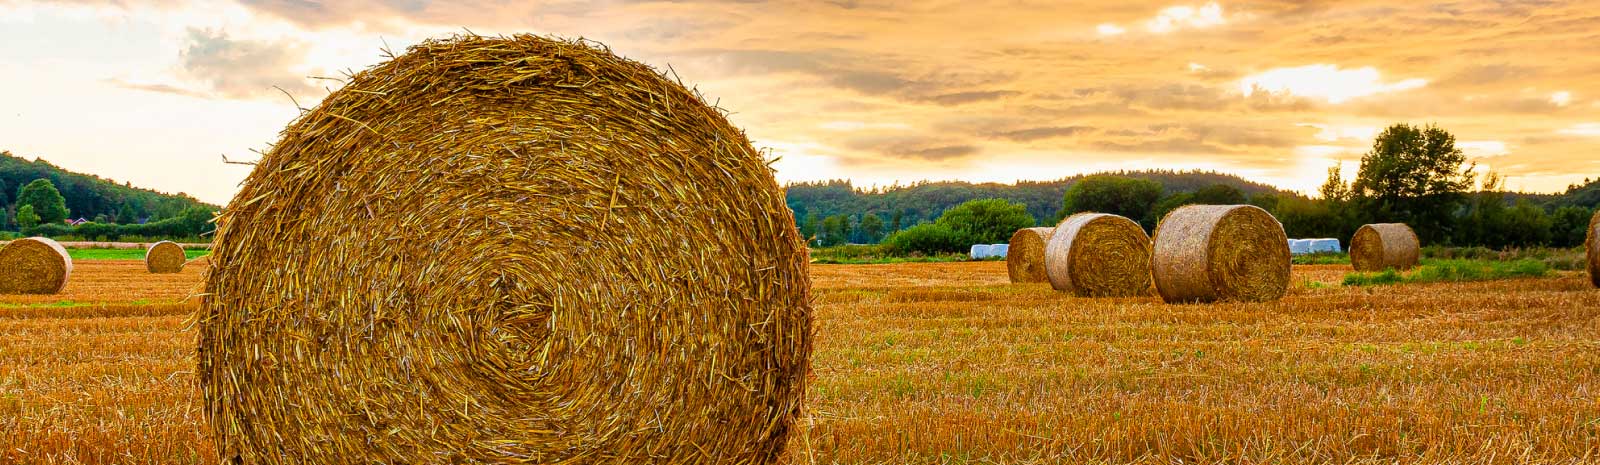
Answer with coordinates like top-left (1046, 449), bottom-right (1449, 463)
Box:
top-left (1350, 223), bottom-right (1420, 272)
top-left (1044, 213), bottom-right (1151, 297)
top-left (0, 237), bottom-right (73, 295)
top-left (1007, 227), bottom-right (1053, 283)
top-left (197, 34), bottom-right (812, 464)
top-left (144, 241), bottom-right (186, 274)
top-left (1151, 205), bottom-right (1290, 303)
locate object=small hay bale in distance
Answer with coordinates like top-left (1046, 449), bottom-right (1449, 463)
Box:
top-left (1588, 209), bottom-right (1599, 288)
top-left (1350, 223), bottom-right (1420, 272)
top-left (1151, 205), bottom-right (1290, 303)
top-left (0, 237), bottom-right (72, 295)
top-left (198, 34), bottom-right (812, 464)
top-left (144, 241), bottom-right (186, 273)
top-left (1044, 213), bottom-right (1151, 297)
top-left (1007, 227), bottom-right (1053, 283)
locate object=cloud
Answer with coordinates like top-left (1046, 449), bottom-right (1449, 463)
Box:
top-left (986, 126), bottom-right (1094, 142)
top-left (1240, 64), bottom-right (1427, 104)
top-left (1096, 23), bottom-right (1127, 36)
top-left (1146, 2), bottom-right (1226, 33)
top-left (919, 90), bottom-right (1021, 105)
top-left (1558, 123), bottom-right (1600, 137)
top-left (103, 78), bottom-right (213, 99)
top-left (177, 28), bottom-right (317, 99)
top-left (843, 134), bottom-right (982, 161)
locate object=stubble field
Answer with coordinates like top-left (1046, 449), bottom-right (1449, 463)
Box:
top-left (2, 260), bottom-right (1599, 464)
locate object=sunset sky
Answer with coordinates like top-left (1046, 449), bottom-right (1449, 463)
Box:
top-left (2, 0), bottom-right (1598, 205)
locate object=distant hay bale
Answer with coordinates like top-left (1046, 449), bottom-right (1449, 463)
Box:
top-left (991, 243), bottom-right (1009, 257)
top-left (1151, 205), bottom-right (1290, 303)
top-left (970, 243), bottom-right (994, 259)
top-left (1044, 213), bottom-right (1151, 297)
top-left (197, 34), bottom-right (812, 464)
top-left (1007, 227), bottom-right (1053, 283)
top-left (1587, 210), bottom-right (1598, 288)
top-left (1287, 239), bottom-right (1312, 255)
top-left (144, 241), bottom-right (186, 273)
top-left (1350, 223), bottom-right (1420, 272)
top-left (0, 237), bottom-right (72, 295)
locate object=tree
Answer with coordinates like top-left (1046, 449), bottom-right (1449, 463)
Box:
top-left (16, 179), bottom-right (69, 225)
top-left (890, 210), bottom-right (903, 233)
top-left (936, 198), bottom-right (1036, 244)
top-left (117, 203), bottom-right (138, 224)
top-left (1351, 123), bottom-right (1474, 242)
top-left (882, 223), bottom-right (967, 255)
top-left (1552, 206), bottom-right (1593, 248)
top-left (819, 214), bottom-right (851, 246)
top-left (1059, 175), bottom-right (1164, 227)
top-left (1148, 183), bottom-right (1246, 224)
top-left (858, 213), bottom-right (885, 243)
top-left (15, 204), bottom-right (40, 229)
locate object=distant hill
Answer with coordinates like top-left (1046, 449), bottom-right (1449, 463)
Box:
top-left (785, 169), bottom-right (1299, 227)
top-left (1, 151), bottom-right (215, 226)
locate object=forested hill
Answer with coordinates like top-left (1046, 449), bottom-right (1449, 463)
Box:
top-left (1, 151), bottom-right (215, 223)
top-left (785, 170), bottom-right (1297, 227)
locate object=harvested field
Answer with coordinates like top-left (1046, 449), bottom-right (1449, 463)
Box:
top-left (5, 261), bottom-right (1600, 464)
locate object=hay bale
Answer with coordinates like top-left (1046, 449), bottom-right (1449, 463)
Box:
top-left (0, 237), bottom-right (72, 295)
top-left (1587, 210), bottom-right (1598, 288)
top-left (1044, 213), bottom-right (1151, 297)
top-left (991, 243), bottom-right (1009, 257)
top-left (970, 243), bottom-right (994, 259)
top-left (144, 241), bottom-right (186, 273)
top-left (1006, 227), bottom-right (1053, 283)
top-left (1310, 238), bottom-right (1343, 254)
top-left (1287, 239), bottom-right (1312, 255)
top-left (197, 34), bottom-right (812, 464)
top-left (1350, 223), bottom-right (1420, 272)
top-left (1151, 205), bottom-right (1290, 303)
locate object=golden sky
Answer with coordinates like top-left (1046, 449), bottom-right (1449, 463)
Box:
top-left (1, 0), bottom-right (1597, 204)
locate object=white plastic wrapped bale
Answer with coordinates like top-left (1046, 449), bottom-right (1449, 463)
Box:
top-left (990, 244), bottom-right (1009, 258)
top-left (970, 244), bottom-right (993, 259)
top-left (1288, 239), bottom-right (1313, 255)
top-left (1310, 239), bottom-right (1342, 253)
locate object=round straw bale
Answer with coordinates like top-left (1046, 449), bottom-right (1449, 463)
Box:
top-left (1587, 209), bottom-right (1598, 288)
top-left (198, 35), bottom-right (812, 464)
top-left (1350, 223), bottom-right (1420, 272)
top-left (1044, 213), bottom-right (1151, 297)
top-left (1007, 227), bottom-right (1053, 283)
top-left (1151, 205), bottom-right (1290, 303)
top-left (0, 237), bottom-right (72, 295)
top-left (144, 241), bottom-right (186, 273)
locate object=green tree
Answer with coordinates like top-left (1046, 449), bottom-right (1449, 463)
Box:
top-left (858, 213), bottom-right (885, 243)
top-left (1148, 183), bottom-right (1246, 224)
top-left (1059, 175), bottom-right (1163, 227)
top-left (1551, 206), bottom-right (1593, 247)
top-left (16, 179), bottom-right (69, 225)
top-left (936, 198), bottom-right (1036, 244)
top-left (889, 210), bottom-right (903, 232)
top-left (117, 203), bottom-right (138, 224)
top-left (882, 222), bottom-right (967, 255)
top-left (819, 214), bottom-right (851, 246)
top-left (1351, 123), bottom-right (1474, 242)
top-left (15, 204), bottom-right (40, 229)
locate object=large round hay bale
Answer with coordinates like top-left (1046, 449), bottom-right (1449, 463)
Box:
top-left (1044, 213), bottom-right (1151, 297)
top-left (1350, 223), bottom-right (1420, 272)
top-left (1151, 205), bottom-right (1290, 303)
top-left (1007, 227), bottom-right (1053, 283)
top-left (198, 35), bottom-right (812, 464)
top-left (0, 237), bottom-right (72, 295)
top-left (1587, 209), bottom-right (1598, 288)
top-left (144, 241), bottom-right (186, 273)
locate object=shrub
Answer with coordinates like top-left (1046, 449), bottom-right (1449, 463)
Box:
top-left (883, 223), bottom-right (969, 255)
top-left (936, 199), bottom-right (1035, 245)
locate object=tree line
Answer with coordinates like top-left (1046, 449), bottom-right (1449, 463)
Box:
top-left (1, 151), bottom-right (217, 240)
top-left (792, 123), bottom-right (1599, 253)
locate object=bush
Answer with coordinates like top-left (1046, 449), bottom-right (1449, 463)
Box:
top-left (883, 223), bottom-right (969, 255)
top-left (935, 198), bottom-right (1035, 245)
